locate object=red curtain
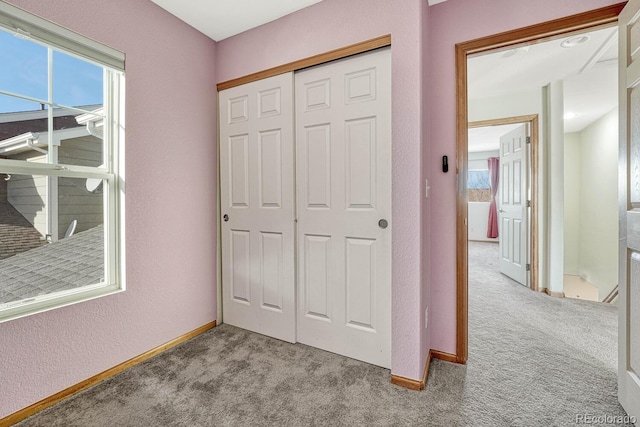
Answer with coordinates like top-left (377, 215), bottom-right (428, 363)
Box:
top-left (487, 157), bottom-right (500, 238)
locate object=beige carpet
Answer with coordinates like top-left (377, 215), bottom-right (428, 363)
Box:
top-left (15, 242), bottom-right (634, 426)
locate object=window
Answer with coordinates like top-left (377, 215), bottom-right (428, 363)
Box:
top-left (0, 3), bottom-right (125, 321)
top-left (468, 169), bottom-right (492, 202)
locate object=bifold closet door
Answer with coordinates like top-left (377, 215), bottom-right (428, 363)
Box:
top-left (219, 72), bottom-right (296, 343)
top-left (295, 48), bottom-right (392, 368)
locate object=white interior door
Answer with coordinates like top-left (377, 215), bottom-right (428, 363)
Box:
top-left (295, 48), bottom-right (392, 368)
top-left (499, 124), bottom-right (528, 286)
top-left (219, 72), bottom-right (296, 343)
top-left (618, 0), bottom-right (640, 418)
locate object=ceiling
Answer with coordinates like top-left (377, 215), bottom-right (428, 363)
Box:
top-left (149, 0), bottom-right (324, 41)
top-left (468, 26), bottom-right (618, 151)
top-left (468, 124), bottom-right (521, 153)
top-left (150, 0), bottom-right (448, 41)
top-left (148, 0), bottom-right (612, 153)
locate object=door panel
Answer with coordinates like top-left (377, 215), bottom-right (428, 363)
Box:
top-left (260, 231), bottom-right (284, 311)
top-left (258, 130), bottom-right (282, 208)
top-left (345, 237), bottom-right (376, 331)
top-left (228, 95), bottom-right (248, 123)
top-left (513, 159), bottom-right (522, 203)
top-left (303, 234), bottom-right (331, 320)
top-left (619, 0), bottom-right (640, 418)
top-left (304, 79), bottom-right (331, 111)
top-left (258, 87), bottom-right (282, 117)
top-left (304, 125), bottom-right (331, 208)
top-left (296, 48), bottom-right (391, 368)
top-left (499, 124), bottom-right (528, 286)
top-left (630, 253), bottom-right (640, 374)
top-left (231, 230), bottom-right (251, 303)
top-left (346, 118), bottom-right (377, 209)
top-left (219, 72), bottom-right (295, 343)
top-left (229, 135), bottom-right (249, 207)
top-left (513, 220), bottom-right (522, 264)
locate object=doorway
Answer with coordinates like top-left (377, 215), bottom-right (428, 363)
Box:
top-left (455, 4), bottom-right (624, 363)
top-left (467, 116), bottom-right (539, 291)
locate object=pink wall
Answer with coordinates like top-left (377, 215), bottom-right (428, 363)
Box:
top-left (427, 0), bottom-right (621, 354)
top-left (0, 0), bottom-right (218, 418)
top-left (216, 0), bottom-right (428, 380)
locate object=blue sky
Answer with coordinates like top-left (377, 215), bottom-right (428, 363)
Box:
top-left (0, 29), bottom-right (103, 114)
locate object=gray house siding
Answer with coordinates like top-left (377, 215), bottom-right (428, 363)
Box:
top-left (4, 134), bottom-right (103, 241)
top-left (6, 152), bottom-right (47, 237)
top-left (58, 135), bottom-right (103, 239)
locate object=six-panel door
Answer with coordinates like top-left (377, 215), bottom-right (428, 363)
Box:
top-left (219, 72), bottom-right (296, 343)
top-left (295, 48), bottom-right (392, 368)
top-left (499, 124), bottom-right (528, 286)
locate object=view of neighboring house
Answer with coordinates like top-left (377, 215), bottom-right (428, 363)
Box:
top-left (0, 106), bottom-right (105, 304)
top-left (0, 172), bottom-right (45, 259)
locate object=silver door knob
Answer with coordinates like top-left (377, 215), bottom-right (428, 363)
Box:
top-left (378, 219), bottom-right (388, 229)
top-left (499, 209), bottom-right (506, 213)
top-left (223, 214), bottom-right (229, 222)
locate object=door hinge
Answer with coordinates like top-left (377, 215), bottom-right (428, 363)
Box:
top-left (526, 200), bottom-right (531, 208)
top-left (526, 264), bottom-right (531, 271)
top-left (526, 136), bottom-right (531, 144)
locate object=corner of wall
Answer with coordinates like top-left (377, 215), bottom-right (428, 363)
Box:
top-left (421, 0), bottom-right (432, 365)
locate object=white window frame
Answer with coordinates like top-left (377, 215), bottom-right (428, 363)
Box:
top-left (0, 2), bottom-right (125, 322)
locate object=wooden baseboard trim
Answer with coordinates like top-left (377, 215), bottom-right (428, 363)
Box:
top-left (543, 288), bottom-right (565, 298)
top-left (431, 350), bottom-right (458, 364)
top-left (391, 349), bottom-right (432, 391)
top-left (1, 320), bottom-right (217, 427)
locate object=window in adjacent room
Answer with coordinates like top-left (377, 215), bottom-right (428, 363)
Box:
top-left (468, 169), bottom-right (492, 202)
top-left (0, 2), bottom-right (125, 321)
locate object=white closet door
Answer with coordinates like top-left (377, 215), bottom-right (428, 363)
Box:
top-left (295, 48), bottom-right (392, 368)
top-left (219, 72), bottom-right (295, 343)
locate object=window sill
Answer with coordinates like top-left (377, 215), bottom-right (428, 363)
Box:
top-left (0, 283), bottom-right (124, 323)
